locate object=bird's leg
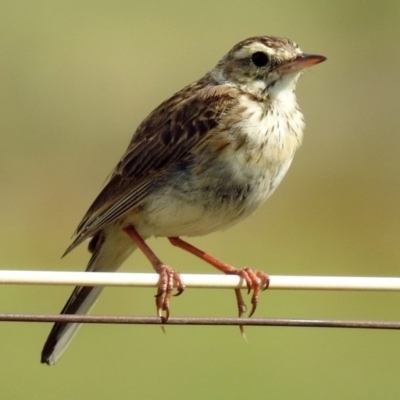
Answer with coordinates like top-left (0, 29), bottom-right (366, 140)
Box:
top-left (168, 237), bottom-right (269, 318)
top-left (123, 226), bottom-right (184, 322)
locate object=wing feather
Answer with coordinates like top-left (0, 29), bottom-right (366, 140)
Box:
top-left (65, 80), bottom-right (240, 254)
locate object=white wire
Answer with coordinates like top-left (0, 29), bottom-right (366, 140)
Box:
top-left (0, 270), bottom-right (399, 291)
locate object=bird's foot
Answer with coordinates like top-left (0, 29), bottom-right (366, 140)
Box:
top-left (154, 263), bottom-right (185, 322)
top-left (228, 267), bottom-right (269, 318)
top-left (123, 226), bottom-right (185, 322)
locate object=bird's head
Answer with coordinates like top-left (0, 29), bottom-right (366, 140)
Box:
top-left (211, 36), bottom-right (326, 99)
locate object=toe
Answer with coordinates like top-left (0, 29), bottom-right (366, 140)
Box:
top-left (155, 264), bottom-right (184, 321)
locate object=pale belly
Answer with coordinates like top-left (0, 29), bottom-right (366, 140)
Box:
top-left (130, 154), bottom-right (294, 238)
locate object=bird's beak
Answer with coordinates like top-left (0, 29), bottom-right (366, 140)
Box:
top-left (274, 54), bottom-right (326, 74)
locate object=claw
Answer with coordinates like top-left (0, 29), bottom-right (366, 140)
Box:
top-left (234, 289), bottom-right (247, 318)
top-left (234, 267), bottom-right (269, 318)
top-left (163, 307), bottom-right (170, 322)
top-left (259, 272), bottom-right (270, 291)
top-left (234, 288), bottom-right (247, 338)
top-left (174, 277), bottom-right (185, 297)
top-left (154, 264), bottom-right (184, 322)
top-left (240, 327), bottom-right (249, 343)
top-left (174, 289), bottom-right (184, 297)
top-left (248, 291), bottom-right (259, 318)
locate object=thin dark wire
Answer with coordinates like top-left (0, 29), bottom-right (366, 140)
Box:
top-left (0, 313), bottom-right (399, 329)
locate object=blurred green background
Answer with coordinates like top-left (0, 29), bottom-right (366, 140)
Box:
top-left (1, 1), bottom-right (400, 399)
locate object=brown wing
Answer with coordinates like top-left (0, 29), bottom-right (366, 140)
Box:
top-left (64, 80), bottom-right (240, 255)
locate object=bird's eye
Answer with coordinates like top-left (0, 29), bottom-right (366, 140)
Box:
top-left (251, 52), bottom-right (269, 67)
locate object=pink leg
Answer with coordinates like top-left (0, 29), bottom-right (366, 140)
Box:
top-left (168, 237), bottom-right (269, 318)
top-left (123, 226), bottom-right (184, 321)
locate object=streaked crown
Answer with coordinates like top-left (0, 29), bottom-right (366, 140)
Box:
top-left (210, 36), bottom-right (325, 98)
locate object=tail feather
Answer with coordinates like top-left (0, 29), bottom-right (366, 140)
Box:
top-left (41, 226), bottom-right (136, 365)
top-left (41, 285), bottom-right (103, 365)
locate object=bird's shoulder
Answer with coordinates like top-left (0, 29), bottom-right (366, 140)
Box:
top-left (66, 77), bottom-right (243, 251)
top-left (108, 76), bottom-right (246, 184)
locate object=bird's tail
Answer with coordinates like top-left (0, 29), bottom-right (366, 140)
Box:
top-left (41, 227), bottom-right (136, 365)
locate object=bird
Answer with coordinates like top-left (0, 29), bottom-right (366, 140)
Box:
top-left (41, 36), bottom-right (326, 365)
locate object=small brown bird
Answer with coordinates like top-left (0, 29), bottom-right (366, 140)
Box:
top-left (41, 36), bottom-right (326, 365)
